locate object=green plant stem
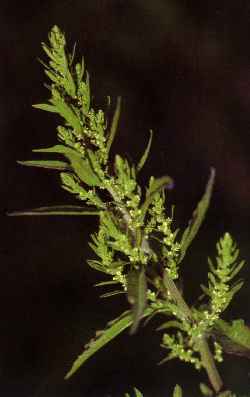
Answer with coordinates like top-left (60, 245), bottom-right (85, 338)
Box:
top-left (197, 336), bottom-right (223, 394)
top-left (163, 271), bottom-right (193, 320)
top-left (163, 270), bottom-right (223, 393)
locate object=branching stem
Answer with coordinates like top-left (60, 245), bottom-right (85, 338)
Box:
top-left (163, 270), bottom-right (223, 393)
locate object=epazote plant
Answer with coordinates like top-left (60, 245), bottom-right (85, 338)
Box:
top-left (9, 26), bottom-right (250, 397)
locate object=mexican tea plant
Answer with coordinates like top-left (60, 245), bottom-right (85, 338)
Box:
top-left (10, 26), bottom-right (250, 397)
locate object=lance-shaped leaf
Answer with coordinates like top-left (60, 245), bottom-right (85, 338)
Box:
top-left (140, 175), bottom-right (174, 221)
top-left (212, 318), bottom-right (250, 359)
top-left (51, 97), bottom-right (82, 133)
top-left (17, 159), bottom-right (69, 171)
top-left (127, 267), bottom-right (147, 335)
top-left (136, 129), bottom-right (153, 174)
top-left (200, 383), bottom-right (213, 397)
top-left (125, 387), bottom-right (144, 397)
top-left (106, 96), bottom-right (121, 156)
top-left (173, 385), bottom-right (183, 397)
top-left (100, 290), bottom-right (125, 298)
top-left (33, 145), bottom-right (101, 186)
top-left (178, 168), bottom-right (215, 263)
top-left (64, 307), bottom-right (153, 379)
top-left (7, 205), bottom-right (100, 216)
top-left (32, 103), bottom-right (58, 113)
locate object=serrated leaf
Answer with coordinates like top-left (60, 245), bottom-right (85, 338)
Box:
top-left (33, 145), bottom-right (101, 186)
top-left (178, 168), bottom-right (215, 263)
top-left (7, 205), bottom-right (100, 217)
top-left (127, 267), bottom-right (147, 335)
top-left (17, 159), bottom-right (69, 170)
top-left (173, 385), bottom-right (183, 397)
top-left (64, 307), bottom-right (153, 379)
top-left (136, 129), bottom-right (153, 173)
top-left (106, 96), bottom-right (121, 156)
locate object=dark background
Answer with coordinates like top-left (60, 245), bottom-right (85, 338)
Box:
top-left (2, 1), bottom-right (250, 396)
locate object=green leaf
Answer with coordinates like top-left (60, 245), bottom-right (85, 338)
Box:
top-left (213, 318), bottom-right (250, 359)
top-left (33, 144), bottom-right (78, 155)
top-left (173, 385), bottom-right (183, 397)
top-left (178, 168), bottom-right (215, 263)
top-left (50, 96), bottom-right (82, 133)
top-left (100, 290), bottom-right (125, 298)
top-left (33, 103), bottom-right (58, 113)
top-left (124, 388), bottom-right (144, 397)
top-left (200, 383), bottom-right (213, 396)
top-left (134, 388), bottom-right (143, 397)
top-left (157, 320), bottom-right (184, 332)
top-left (17, 159), bottom-right (69, 170)
top-left (140, 175), bottom-right (173, 221)
top-left (33, 145), bottom-right (101, 186)
top-left (7, 205), bottom-right (100, 216)
top-left (64, 308), bottom-right (153, 379)
top-left (106, 96), bottom-right (121, 156)
top-left (127, 267), bottom-right (147, 335)
top-left (94, 280), bottom-right (121, 287)
top-left (136, 129), bottom-right (153, 173)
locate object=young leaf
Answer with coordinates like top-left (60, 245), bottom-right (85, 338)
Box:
top-left (106, 96), bottom-right (121, 156)
top-left (33, 103), bottom-right (57, 113)
top-left (7, 205), bottom-right (100, 216)
top-left (134, 388), bottom-right (143, 397)
top-left (173, 385), bottom-right (183, 397)
top-left (94, 280), bottom-right (121, 287)
top-left (17, 159), bottom-right (69, 170)
top-left (200, 383), bottom-right (213, 396)
top-left (124, 388), bottom-right (144, 397)
top-left (156, 320), bottom-right (185, 332)
top-left (140, 175), bottom-right (173, 221)
top-left (64, 307), bottom-right (153, 379)
top-left (100, 290), bottom-right (125, 298)
top-left (127, 267), bottom-right (147, 335)
top-left (178, 167), bottom-right (215, 263)
top-left (136, 129), bottom-right (153, 174)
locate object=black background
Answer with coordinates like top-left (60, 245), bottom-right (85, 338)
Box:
top-left (2, 1), bottom-right (250, 396)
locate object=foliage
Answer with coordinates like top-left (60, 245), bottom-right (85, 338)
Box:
top-left (10, 26), bottom-right (249, 397)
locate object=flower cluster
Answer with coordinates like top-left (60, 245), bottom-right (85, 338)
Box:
top-left (161, 332), bottom-right (202, 370)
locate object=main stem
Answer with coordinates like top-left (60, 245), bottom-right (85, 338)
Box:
top-left (163, 271), bottom-right (223, 393)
